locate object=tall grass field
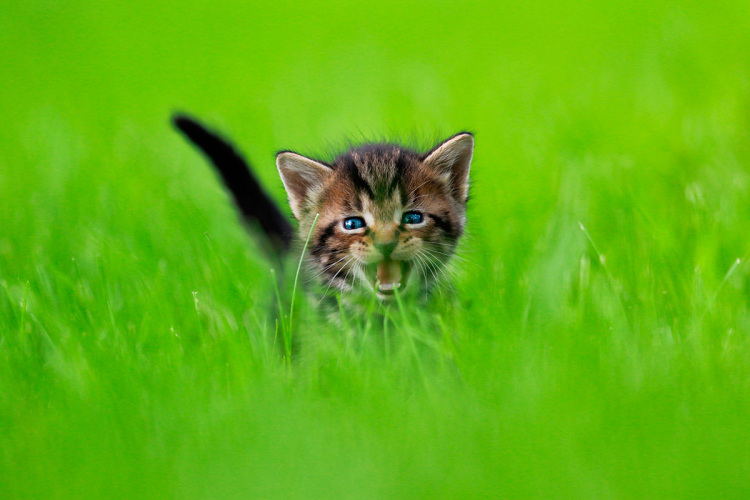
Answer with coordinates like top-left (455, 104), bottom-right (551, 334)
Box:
top-left (3, 0), bottom-right (750, 497)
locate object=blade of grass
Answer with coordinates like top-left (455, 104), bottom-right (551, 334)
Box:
top-left (289, 213), bottom-right (319, 334)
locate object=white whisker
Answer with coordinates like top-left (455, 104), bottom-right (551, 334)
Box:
top-left (416, 250), bottom-right (440, 284)
top-left (319, 255), bottom-right (356, 302)
top-left (418, 249), bottom-right (456, 295)
top-left (406, 179), bottom-right (431, 199)
top-left (305, 254), bottom-right (351, 283)
top-left (423, 246), bottom-right (465, 262)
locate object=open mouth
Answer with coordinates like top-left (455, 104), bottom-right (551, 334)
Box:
top-left (374, 259), bottom-right (410, 297)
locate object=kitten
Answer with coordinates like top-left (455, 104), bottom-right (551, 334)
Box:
top-left (173, 115), bottom-right (473, 303)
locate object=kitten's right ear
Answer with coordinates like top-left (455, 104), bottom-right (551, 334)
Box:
top-left (276, 152), bottom-right (333, 220)
top-left (423, 132), bottom-right (474, 204)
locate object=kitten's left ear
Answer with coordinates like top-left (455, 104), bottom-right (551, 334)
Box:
top-left (277, 151), bottom-right (334, 220)
top-left (423, 132), bottom-right (474, 203)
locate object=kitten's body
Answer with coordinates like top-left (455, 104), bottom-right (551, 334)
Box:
top-left (173, 115), bottom-right (473, 306)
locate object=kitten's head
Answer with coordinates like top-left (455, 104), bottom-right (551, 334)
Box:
top-left (277, 133), bottom-right (473, 300)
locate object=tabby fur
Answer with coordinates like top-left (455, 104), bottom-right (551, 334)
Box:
top-left (173, 115), bottom-right (473, 303)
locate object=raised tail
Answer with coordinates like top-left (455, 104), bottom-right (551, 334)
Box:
top-left (172, 114), bottom-right (293, 257)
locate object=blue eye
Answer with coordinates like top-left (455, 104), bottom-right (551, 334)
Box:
top-left (343, 217), bottom-right (366, 230)
top-left (402, 211), bottom-right (423, 225)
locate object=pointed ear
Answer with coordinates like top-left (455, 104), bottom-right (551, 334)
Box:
top-left (276, 151), bottom-right (333, 219)
top-left (423, 133), bottom-right (474, 203)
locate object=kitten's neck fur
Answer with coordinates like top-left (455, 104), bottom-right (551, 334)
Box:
top-left (173, 115), bottom-right (473, 304)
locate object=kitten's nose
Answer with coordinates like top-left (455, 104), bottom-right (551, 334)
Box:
top-left (373, 226), bottom-right (398, 258)
top-left (375, 240), bottom-right (397, 259)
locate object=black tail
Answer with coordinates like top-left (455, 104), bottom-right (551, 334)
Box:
top-left (172, 114), bottom-right (293, 257)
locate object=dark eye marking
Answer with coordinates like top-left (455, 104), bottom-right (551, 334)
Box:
top-left (343, 217), bottom-right (366, 230)
top-left (312, 221), bottom-right (338, 256)
top-left (428, 213), bottom-right (454, 235)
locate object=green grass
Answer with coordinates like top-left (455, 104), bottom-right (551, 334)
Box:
top-left (3, 0), bottom-right (750, 497)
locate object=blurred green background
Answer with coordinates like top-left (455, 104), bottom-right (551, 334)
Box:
top-left (3, 0), bottom-right (750, 497)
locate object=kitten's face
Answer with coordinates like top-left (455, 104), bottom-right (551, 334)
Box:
top-left (277, 134), bottom-right (473, 300)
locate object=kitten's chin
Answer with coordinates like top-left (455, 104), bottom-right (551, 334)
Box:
top-left (373, 259), bottom-right (411, 299)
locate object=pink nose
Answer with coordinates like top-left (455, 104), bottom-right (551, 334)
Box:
top-left (375, 240), bottom-right (397, 258)
top-left (373, 231), bottom-right (398, 257)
